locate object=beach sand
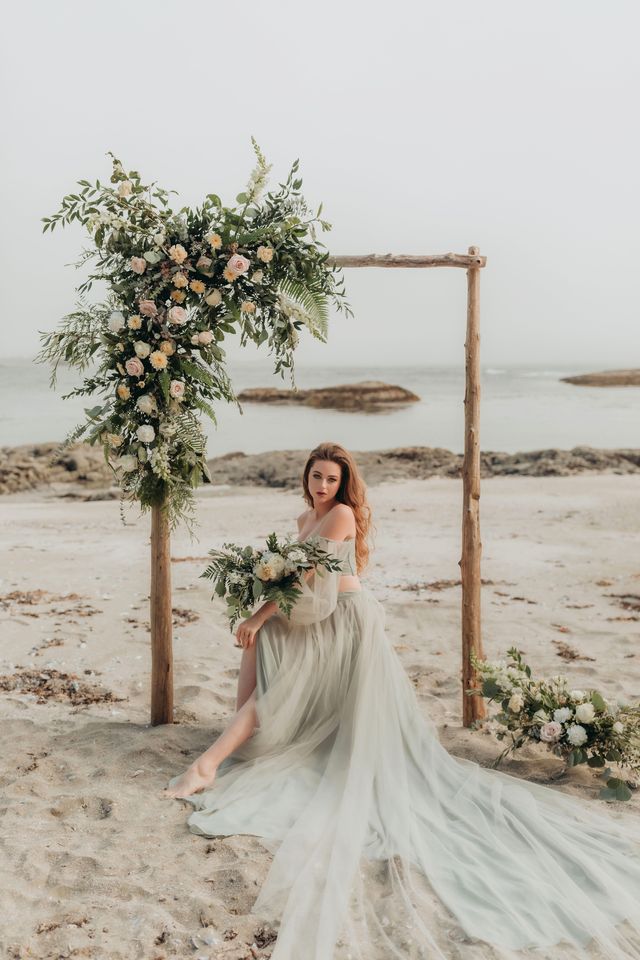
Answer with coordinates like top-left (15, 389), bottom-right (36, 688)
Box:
top-left (1, 474), bottom-right (640, 959)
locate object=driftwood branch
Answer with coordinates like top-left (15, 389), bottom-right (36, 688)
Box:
top-left (328, 252), bottom-right (487, 269)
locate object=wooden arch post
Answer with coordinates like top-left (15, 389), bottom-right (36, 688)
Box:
top-left (329, 249), bottom-right (487, 726)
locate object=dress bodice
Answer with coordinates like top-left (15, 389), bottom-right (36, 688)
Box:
top-left (304, 534), bottom-right (358, 576)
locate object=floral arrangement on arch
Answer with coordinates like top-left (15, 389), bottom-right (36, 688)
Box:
top-left (36, 138), bottom-right (352, 533)
top-left (469, 647), bottom-right (640, 801)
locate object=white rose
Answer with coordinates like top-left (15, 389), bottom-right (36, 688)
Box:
top-left (108, 311), bottom-right (125, 333)
top-left (136, 424), bottom-right (156, 444)
top-left (508, 693), bottom-right (523, 714)
top-left (117, 180), bottom-right (133, 198)
top-left (136, 394), bottom-right (158, 416)
top-left (575, 702), bottom-right (595, 724)
top-left (553, 707), bottom-right (572, 724)
top-left (198, 330), bottom-right (214, 345)
top-left (569, 690), bottom-right (586, 701)
top-left (204, 288), bottom-right (222, 307)
top-left (153, 232), bottom-right (166, 247)
top-left (190, 334), bottom-right (201, 346)
top-left (612, 721), bottom-right (624, 734)
top-left (250, 270), bottom-right (264, 284)
top-left (134, 341), bottom-right (151, 359)
top-left (566, 724), bottom-right (588, 746)
top-left (116, 455), bottom-right (138, 472)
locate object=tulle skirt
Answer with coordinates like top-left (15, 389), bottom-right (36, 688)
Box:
top-left (171, 586), bottom-right (640, 960)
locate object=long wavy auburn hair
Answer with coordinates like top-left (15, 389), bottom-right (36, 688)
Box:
top-left (301, 442), bottom-right (374, 574)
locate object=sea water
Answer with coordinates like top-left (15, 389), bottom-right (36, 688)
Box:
top-left (1, 357), bottom-right (638, 455)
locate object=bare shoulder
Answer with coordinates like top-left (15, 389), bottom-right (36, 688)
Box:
top-left (321, 502), bottom-right (356, 539)
top-left (296, 508), bottom-right (312, 532)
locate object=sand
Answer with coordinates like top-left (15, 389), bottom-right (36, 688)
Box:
top-left (1, 474), bottom-right (639, 959)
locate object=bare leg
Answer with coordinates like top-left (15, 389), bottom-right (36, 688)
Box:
top-left (236, 643), bottom-right (257, 711)
top-left (163, 690), bottom-right (258, 799)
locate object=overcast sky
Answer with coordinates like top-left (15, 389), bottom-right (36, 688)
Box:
top-left (2, 0), bottom-right (638, 369)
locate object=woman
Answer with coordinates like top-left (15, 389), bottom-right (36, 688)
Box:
top-left (165, 443), bottom-right (640, 960)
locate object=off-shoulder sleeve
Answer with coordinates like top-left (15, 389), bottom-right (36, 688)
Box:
top-left (285, 537), bottom-right (352, 626)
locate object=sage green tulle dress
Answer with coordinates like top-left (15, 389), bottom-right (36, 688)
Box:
top-left (168, 535), bottom-right (640, 960)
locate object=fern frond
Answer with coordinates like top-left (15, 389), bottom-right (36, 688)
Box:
top-left (276, 277), bottom-right (330, 343)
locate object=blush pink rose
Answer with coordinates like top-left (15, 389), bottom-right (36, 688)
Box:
top-left (539, 721), bottom-right (563, 743)
top-left (125, 356), bottom-right (145, 378)
top-left (226, 253), bottom-right (250, 275)
top-left (167, 305), bottom-right (187, 325)
top-left (139, 299), bottom-right (158, 317)
top-left (169, 379), bottom-right (185, 400)
top-left (130, 257), bottom-right (147, 275)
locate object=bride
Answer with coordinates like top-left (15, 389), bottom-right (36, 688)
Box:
top-left (164, 442), bottom-right (640, 960)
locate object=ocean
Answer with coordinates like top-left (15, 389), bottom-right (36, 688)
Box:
top-left (1, 357), bottom-right (639, 456)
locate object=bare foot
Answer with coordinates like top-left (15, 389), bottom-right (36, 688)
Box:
top-left (163, 760), bottom-right (217, 799)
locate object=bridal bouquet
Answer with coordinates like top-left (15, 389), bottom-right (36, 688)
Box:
top-left (470, 647), bottom-right (640, 801)
top-left (36, 138), bottom-right (351, 533)
top-left (200, 534), bottom-right (345, 630)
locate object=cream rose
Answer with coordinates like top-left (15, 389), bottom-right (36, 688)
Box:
top-left (125, 357), bottom-right (145, 377)
top-left (508, 692), bottom-right (523, 714)
top-left (168, 244), bottom-right (188, 265)
top-left (133, 341), bottom-right (151, 359)
top-left (159, 340), bottom-right (175, 356)
top-left (169, 379), bottom-right (185, 400)
top-left (241, 301), bottom-right (256, 313)
top-left (116, 454), bottom-right (138, 472)
top-left (117, 180), bottom-right (133, 198)
top-left (198, 330), bottom-right (214, 345)
top-left (168, 305), bottom-right (187, 325)
top-left (256, 245), bottom-right (274, 263)
top-left (108, 311), bottom-right (125, 333)
top-left (137, 424), bottom-right (156, 444)
top-left (130, 256), bottom-right (147, 274)
top-left (250, 269), bottom-right (264, 284)
top-left (575, 702), bottom-right (595, 724)
top-left (173, 272), bottom-right (188, 288)
top-left (136, 394), bottom-right (158, 416)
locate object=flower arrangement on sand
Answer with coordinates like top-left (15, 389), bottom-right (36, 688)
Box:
top-left (36, 139), bottom-right (352, 533)
top-left (469, 647), bottom-right (640, 801)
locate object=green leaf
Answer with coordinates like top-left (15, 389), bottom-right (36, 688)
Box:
top-left (587, 754), bottom-right (606, 767)
top-left (252, 578), bottom-right (263, 600)
top-left (144, 250), bottom-right (163, 264)
top-left (599, 778), bottom-right (633, 802)
top-left (158, 370), bottom-right (170, 404)
top-left (591, 691), bottom-right (606, 713)
top-left (215, 578), bottom-right (226, 597)
top-left (235, 192), bottom-right (248, 204)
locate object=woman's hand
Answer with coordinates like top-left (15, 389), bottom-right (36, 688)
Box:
top-left (234, 614), bottom-right (264, 649)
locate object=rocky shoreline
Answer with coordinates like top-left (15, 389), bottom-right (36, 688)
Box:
top-left (1, 441), bottom-right (640, 497)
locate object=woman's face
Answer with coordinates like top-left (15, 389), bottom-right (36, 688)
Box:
top-left (308, 459), bottom-right (342, 508)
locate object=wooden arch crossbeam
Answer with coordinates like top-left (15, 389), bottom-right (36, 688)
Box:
top-left (327, 246), bottom-right (487, 726)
